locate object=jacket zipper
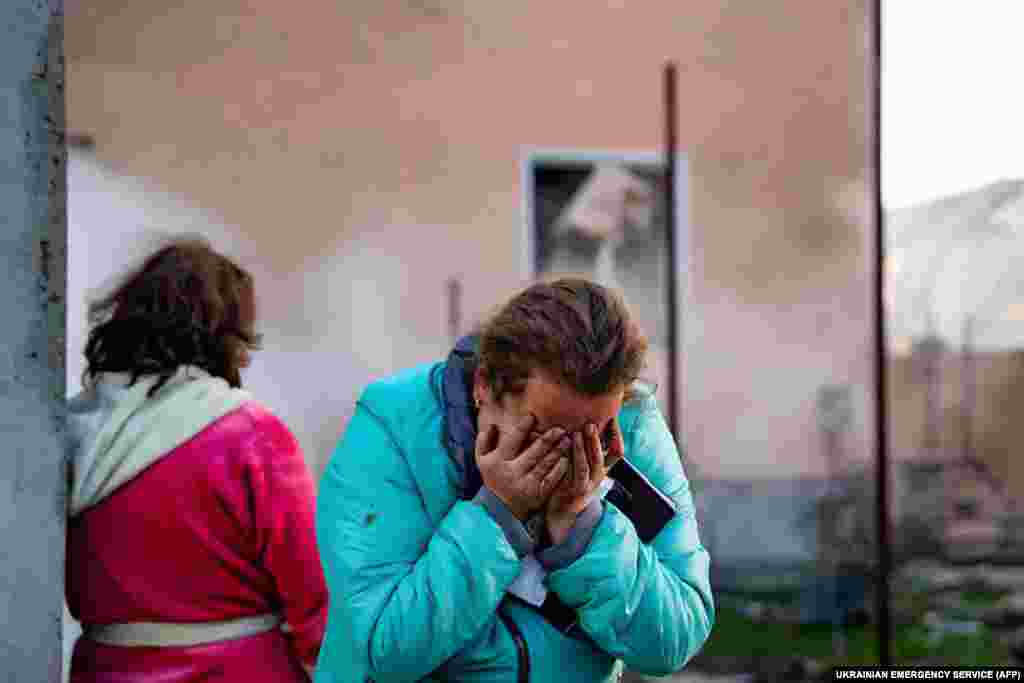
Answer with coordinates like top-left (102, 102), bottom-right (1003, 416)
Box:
top-left (497, 607), bottom-right (530, 683)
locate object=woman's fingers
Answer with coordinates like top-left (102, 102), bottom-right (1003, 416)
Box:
top-left (572, 431), bottom-right (590, 496)
top-left (474, 424), bottom-right (498, 461)
top-left (540, 457), bottom-right (570, 497)
top-left (585, 423), bottom-right (605, 486)
top-left (496, 413), bottom-right (538, 460)
top-left (534, 440), bottom-right (568, 480)
top-left (483, 417), bottom-right (622, 514)
top-left (515, 427), bottom-right (567, 473)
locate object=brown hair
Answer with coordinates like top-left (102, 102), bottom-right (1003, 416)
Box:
top-left (476, 278), bottom-right (648, 401)
top-left (83, 237), bottom-right (261, 395)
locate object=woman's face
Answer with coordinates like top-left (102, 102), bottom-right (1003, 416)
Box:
top-left (474, 369), bottom-right (624, 457)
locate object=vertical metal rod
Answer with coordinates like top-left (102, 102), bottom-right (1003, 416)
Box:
top-left (961, 316), bottom-right (975, 462)
top-left (447, 277), bottom-right (462, 346)
top-left (922, 322), bottom-right (941, 461)
top-left (663, 62), bottom-right (680, 441)
top-left (871, 0), bottom-right (892, 665)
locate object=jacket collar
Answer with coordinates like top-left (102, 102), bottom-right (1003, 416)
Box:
top-left (441, 335), bottom-right (483, 499)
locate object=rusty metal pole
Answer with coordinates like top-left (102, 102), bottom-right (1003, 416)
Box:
top-left (663, 62), bottom-right (680, 442)
top-left (870, 0), bottom-right (892, 664)
top-left (447, 277), bottom-right (462, 346)
top-left (960, 316), bottom-right (975, 463)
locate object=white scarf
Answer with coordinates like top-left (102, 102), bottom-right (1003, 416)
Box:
top-left (67, 366), bottom-right (250, 517)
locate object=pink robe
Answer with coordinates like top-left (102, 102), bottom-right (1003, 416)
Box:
top-left (66, 402), bottom-right (327, 682)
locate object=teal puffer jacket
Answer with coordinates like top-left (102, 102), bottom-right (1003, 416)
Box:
top-left (314, 360), bottom-right (713, 682)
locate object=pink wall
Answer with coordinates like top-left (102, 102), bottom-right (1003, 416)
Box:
top-left (66, 0), bottom-right (873, 479)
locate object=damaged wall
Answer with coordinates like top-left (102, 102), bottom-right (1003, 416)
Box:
top-left (0, 1), bottom-right (66, 681)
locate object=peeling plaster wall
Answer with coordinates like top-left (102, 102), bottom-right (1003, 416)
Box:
top-left (0, 1), bottom-right (66, 681)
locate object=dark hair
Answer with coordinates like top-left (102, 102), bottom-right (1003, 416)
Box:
top-left (476, 278), bottom-right (648, 401)
top-left (82, 238), bottom-right (261, 395)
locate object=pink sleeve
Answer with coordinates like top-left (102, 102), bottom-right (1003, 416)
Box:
top-left (242, 409), bottom-right (328, 667)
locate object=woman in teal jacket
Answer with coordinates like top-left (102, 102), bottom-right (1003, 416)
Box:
top-left (315, 279), bottom-right (713, 682)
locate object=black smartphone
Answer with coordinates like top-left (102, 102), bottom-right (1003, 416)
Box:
top-left (606, 458), bottom-right (677, 543)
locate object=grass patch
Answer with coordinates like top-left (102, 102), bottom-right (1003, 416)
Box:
top-left (959, 589), bottom-right (1010, 609)
top-left (717, 587), bottom-right (802, 606)
top-left (697, 606), bottom-right (1012, 667)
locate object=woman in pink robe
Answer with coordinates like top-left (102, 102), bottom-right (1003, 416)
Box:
top-left (65, 239), bottom-right (327, 682)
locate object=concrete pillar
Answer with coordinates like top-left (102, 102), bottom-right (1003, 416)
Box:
top-left (0, 1), bottom-right (66, 681)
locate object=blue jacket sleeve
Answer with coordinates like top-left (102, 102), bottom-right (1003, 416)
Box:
top-left (314, 398), bottom-right (525, 682)
top-left (544, 404), bottom-right (715, 676)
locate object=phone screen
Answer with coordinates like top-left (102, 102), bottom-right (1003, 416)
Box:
top-left (607, 458), bottom-right (677, 543)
